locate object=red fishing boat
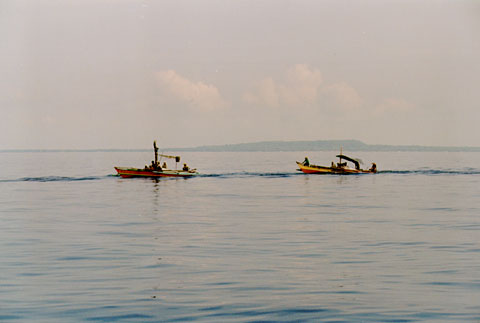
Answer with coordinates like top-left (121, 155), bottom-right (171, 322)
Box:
top-left (114, 141), bottom-right (198, 178)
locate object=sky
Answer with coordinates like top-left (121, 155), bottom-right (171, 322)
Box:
top-left (1, 0), bottom-right (479, 149)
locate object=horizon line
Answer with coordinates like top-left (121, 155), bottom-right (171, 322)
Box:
top-left (1, 139), bottom-right (480, 152)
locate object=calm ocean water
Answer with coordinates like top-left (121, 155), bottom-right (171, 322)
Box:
top-left (1, 151), bottom-right (480, 322)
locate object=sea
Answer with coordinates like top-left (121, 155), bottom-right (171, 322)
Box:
top-left (1, 150), bottom-right (479, 322)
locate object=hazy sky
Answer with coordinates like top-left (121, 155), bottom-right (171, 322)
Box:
top-left (1, 0), bottom-right (479, 149)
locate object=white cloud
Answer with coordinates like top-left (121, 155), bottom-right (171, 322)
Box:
top-left (375, 98), bottom-right (414, 115)
top-left (243, 64), bottom-right (324, 108)
top-left (243, 64), bottom-right (364, 111)
top-left (322, 82), bottom-right (363, 110)
top-left (243, 77), bottom-right (279, 108)
top-left (285, 64), bottom-right (323, 86)
top-left (156, 70), bottom-right (229, 111)
top-left (280, 64), bottom-right (323, 107)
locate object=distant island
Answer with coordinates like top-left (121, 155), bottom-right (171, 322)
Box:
top-left (167, 140), bottom-right (480, 152)
top-left (3, 140), bottom-right (480, 153)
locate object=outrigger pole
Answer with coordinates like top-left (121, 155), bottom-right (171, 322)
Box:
top-left (158, 153), bottom-right (181, 170)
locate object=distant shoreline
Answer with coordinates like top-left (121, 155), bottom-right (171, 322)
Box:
top-left (169, 140), bottom-right (480, 152)
top-left (2, 140), bottom-right (480, 152)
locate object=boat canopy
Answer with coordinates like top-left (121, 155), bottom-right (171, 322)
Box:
top-left (336, 154), bottom-right (362, 169)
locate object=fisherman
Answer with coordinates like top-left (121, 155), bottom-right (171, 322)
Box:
top-left (183, 163), bottom-right (190, 171)
top-left (303, 157), bottom-right (310, 166)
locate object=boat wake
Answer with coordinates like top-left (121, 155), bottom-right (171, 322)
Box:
top-left (201, 169), bottom-right (480, 178)
top-left (378, 169), bottom-right (480, 175)
top-left (199, 171), bottom-right (302, 178)
top-left (0, 175), bottom-right (110, 183)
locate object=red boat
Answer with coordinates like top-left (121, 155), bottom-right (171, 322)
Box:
top-left (114, 141), bottom-right (198, 178)
top-left (114, 167), bottom-right (198, 178)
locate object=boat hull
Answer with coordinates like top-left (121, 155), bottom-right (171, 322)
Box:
top-left (296, 162), bottom-right (375, 174)
top-left (114, 167), bottom-right (198, 178)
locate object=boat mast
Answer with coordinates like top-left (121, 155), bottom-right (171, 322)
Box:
top-left (153, 141), bottom-right (158, 165)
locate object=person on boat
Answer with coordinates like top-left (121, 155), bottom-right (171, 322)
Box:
top-left (303, 157), bottom-right (310, 166)
top-left (150, 160), bottom-right (162, 171)
top-left (331, 161), bottom-right (335, 168)
top-left (369, 163), bottom-right (377, 172)
top-left (183, 163), bottom-right (190, 171)
top-left (162, 162), bottom-right (167, 169)
top-left (337, 162), bottom-right (347, 168)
